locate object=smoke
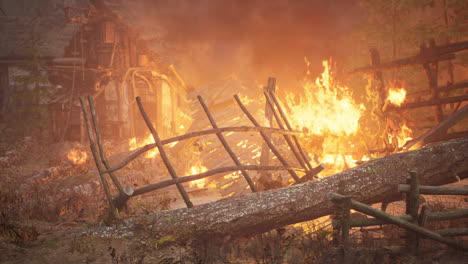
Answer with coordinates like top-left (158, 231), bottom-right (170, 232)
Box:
top-left (121, 0), bottom-right (361, 89)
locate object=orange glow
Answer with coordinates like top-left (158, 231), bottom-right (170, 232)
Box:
top-left (67, 148), bottom-right (88, 165)
top-left (187, 163), bottom-right (208, 188)
top-left (285, 60), bottom-right (365, 175)
top-left (128, 134), bottom-right (159, 158)
top-left (387, 87), bottom-right (407, 106)
top-left (286, 60), bottom-right (364, 136)
top-left (395, 123), bottom-right (413, 148)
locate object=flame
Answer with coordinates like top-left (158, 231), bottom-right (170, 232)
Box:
top-left (286, 60), bottom-right (365, 175)
top-left (128, 134), bottom-right (159, 158)
top-left (395, 123), bottom-right (413, 148)
top-left (387, 87), bottom-right (407, 106)
top-left (287, 60), bottom-right (364, 136)
top-left (67, 148), bottom-right (88, 165)
top-left (187, 163), bottom-right (208, 188)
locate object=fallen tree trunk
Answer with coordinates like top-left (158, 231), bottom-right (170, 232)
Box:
top-left (94, 137), bottom-right (468, 242)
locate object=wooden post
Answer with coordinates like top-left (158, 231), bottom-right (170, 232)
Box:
top-left (259, 78), bottom-right (276, 183)
top-left (197, 95), bottom-right (258, 192)
top-left (234, 94), bottom-right (301, 183)
top-left (370, 48), bottom-right (386, 110)
top-left (80, 110), bottom-right (85, 144)
top-left (421, 40), bottom-right (444, 123)
top-left (406, 170), bottom-right (420, 255)
top-left (135, 96), bottom-right (193, 208)
top-left (79, 97), bottom-right (119, 219)
top-left (331, 180), bottom-right (351, 260)
top-left (87, 96), bottom-right (125, 194)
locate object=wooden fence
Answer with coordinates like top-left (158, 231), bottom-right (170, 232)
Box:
top-left (79, 86), bottom-right (323, 219)
top-left (331, 171), bottom-right (468, 254)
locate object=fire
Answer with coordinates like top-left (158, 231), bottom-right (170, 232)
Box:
top-left (187, 163), bottom-right (208, 188)
top-left (67, 148), bottom-right (88, 165)
top-left (387, 87), bottom-right (407, 106)
top-left (394, 123), bottom-right (413, 148)
top-left (286, 60), bottom-right (365, 175)
top-left (286, 60), bottom-right (364, 136)
top-left (128, 134), bottom-right (159, 158)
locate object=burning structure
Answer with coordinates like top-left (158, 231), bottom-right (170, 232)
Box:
top-left (0, 0), bottom-right (190, 142)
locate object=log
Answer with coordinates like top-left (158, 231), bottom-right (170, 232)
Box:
top-left (91, 137), bottom-right (468, 243)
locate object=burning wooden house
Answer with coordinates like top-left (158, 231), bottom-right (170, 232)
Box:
top-left (0, 0), bottom-right (190, 142)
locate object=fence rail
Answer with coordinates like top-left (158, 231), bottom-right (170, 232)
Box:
top-left (331, 171), bottom-right (468, 255)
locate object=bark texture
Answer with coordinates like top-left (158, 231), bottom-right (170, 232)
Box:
top-left (95, 137), bottom-right (468, 241)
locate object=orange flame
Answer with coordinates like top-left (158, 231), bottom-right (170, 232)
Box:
top-left (387, 87), bottom-right (407, 106)
top-left (67, 149), bottom-right (88, 165)
top-left (285, 60), bottom-right (365, 175)
top-left (395, 123), bottom-right (413, 148)
top-left (187, 163), bottom-right (208, 188)
top-left (286, 60), bottom-right (364, 136)
top-left (128, 134), bottom-right (159, 158)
